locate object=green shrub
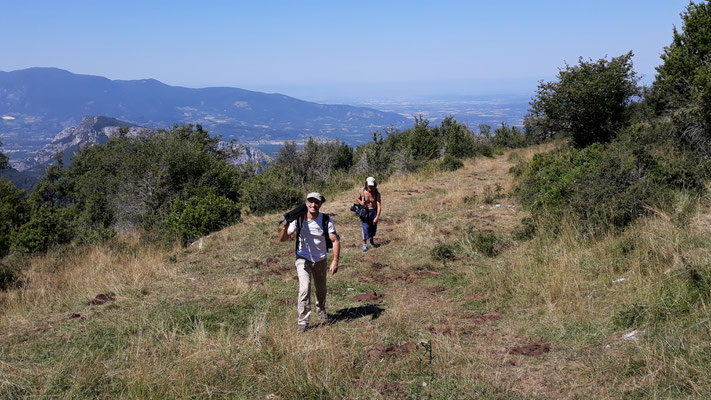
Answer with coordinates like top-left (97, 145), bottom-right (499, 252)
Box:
top-left (512, 217), bottom-right (536, 241)
top-left (440, 155), bottom-right (464, 171)
top-left (431, 242), bottom-right (458, 262)
top-left (462, 193), bottom-right (478, 204)
top-left (407, 116), bottom-right (441, 161)
top-left (0, 179), bottom-right (30, 257)
top-left (241, 168), bottom-right (303, 215)
top-left (165, 191), bottom-right (241, 245)
top-left (462, 229), bottom-right (500, 257)
top-left (74, 227), bottom-right (117, 245)
top-left (0, 262), bottom-right (20, 291)
top-left (492, 123), bottom-right (527, 149)
top-left (527, 52), bottom-right (639, 147)
top-left (10, 204), bottom-right (74, 255)
top-left (514, 130), bottom-right (706, 233)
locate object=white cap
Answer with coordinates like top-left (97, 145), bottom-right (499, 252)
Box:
top-left (366, 176), bottom-right (377, 186)
top-left (306, 192), bottom-right (326, 203)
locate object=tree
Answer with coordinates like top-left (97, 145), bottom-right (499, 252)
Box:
top-left (651, 1), bottom-right (711, 155)
top-left (652, 1), bottom-right (711, 113)
top-left (0, 180), bottom-right (29, 257)
top-left (407, 116), bottom-right (440, 160)
top-left (528, 52), bottom-right (640, 148)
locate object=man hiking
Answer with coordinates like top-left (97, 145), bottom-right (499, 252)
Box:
top-left (356, 176), bottom-right (382, 252)
top-left (279, 192), bottom-right (340, 332)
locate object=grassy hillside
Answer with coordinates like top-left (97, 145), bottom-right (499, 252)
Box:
top-left (2, 144), bottom-right (710, 399)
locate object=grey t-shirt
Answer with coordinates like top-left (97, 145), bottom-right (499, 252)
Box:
top-left (287, 213), bottom-right (336, 262)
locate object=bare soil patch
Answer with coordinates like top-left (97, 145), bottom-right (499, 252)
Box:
top-left (427, 286), bottom-right (447, 295)
top-left (395, 270), bottom-right (442, 282)
top-left (428, 322), bottom-right (474, 336)
top-left (367, 342), bottom-right (417, 358)
top-left (508, 343), bottom-right (551, 356)
top-left (352, 291), bottom-right (384, 303)
top-left (88, 293), bottom-right (115, 306)
top-left (371, 262), bottom-right (390, 270)
top-left (466, 312), bottom-right (503, 324)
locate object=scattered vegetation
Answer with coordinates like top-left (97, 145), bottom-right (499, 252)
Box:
top-left (4, 2), bottom-right (711, 398)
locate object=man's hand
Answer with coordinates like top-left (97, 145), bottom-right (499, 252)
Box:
top-left (278, 224), bottom-right (291, 242)
top-left (329, 261), bottom-right (339, 275)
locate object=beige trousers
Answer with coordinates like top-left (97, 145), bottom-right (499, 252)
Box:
top-left (295, 257), bottom-right (328, 326)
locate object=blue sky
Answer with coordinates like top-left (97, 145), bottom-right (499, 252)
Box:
top-left (0, 0), bottom-right (692, 98)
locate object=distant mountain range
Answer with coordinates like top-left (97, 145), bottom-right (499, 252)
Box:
top-left (0, 67), bottom-right (411, 155)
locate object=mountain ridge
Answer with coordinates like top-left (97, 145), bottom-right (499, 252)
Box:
top-left (0, 67), bottom-right (411, 155)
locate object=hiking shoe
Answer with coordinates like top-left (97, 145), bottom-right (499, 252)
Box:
top-left (297, 324), bottom-right (307, 333)
top-left (362, 244), bottom-right (368, 252)
top-left (317, 309), bottom-right (328, 320)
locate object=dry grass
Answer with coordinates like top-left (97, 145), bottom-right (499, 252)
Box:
top-left (2, 144), bottom-right (711, 399)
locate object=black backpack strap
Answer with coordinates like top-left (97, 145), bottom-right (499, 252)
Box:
top-left (294, 216), bottom-right (303, 254)
top-left (322, 213), bottom-right (333, 250)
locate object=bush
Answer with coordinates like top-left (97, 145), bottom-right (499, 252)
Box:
top-left (527, 52), bottom-right (640, 147)
top-left (462, 229), bottom-right (500, 257)
top-left (407, 116), bottom-right (441, 161)
top-left (0, 180), bottom-right (30, 257)
top-left (492, 123), bottom-right (527, 149)
top-left (0, 262), bottom-right (20, 291)
top-left (431, 242), bottom-right (458, 262)
top-left (241, 167), bottom-right (303, 215)
top-left (512, 217), bottom-right (536, 241)
top-left (10, 204), bottom-right (74, 254)
top-left (440, 155), bottom-right (464, 171)
top-left (514, 126), bottom-right (707, 233)
top-left (165, 191), bottom-right (241, 245)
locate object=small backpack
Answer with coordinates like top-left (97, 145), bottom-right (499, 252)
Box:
top-left (294, 213), bottom-right (333, 254)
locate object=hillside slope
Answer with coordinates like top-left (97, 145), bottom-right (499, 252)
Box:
top-left (2, 145), bottom-right (710, 399)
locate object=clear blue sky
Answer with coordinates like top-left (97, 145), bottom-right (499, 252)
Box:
top-left (0, 0), bottom-right (692, 98)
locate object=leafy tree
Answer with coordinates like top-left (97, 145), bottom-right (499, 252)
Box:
top-left (528, 52), bottom-right (640, 148)
top-left (165, 189), bottom-right (241, 245)
top-left (407, 116), bottom-right (440, 160)
top-left (10, 204), bottom-right (73, 254)
top-left (651, 1), bottom-right (711, 155)
top-left (0, 180), bottom-right (29, 257)
top-left (492, 123), bottom-right (527, 149)
top-left (67, 124), bottom-right (243, 231)
top-left (652, 1), bottom-right (711, 113)
top-left (439, 116), bottom-right (477, 158)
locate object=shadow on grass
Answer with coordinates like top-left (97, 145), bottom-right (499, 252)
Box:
top-left (325, 304), bottom-right (385, 325)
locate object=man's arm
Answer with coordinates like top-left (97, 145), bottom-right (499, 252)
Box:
top-left (329, 232), bottom-right (340, 275)
top-left (279, 224), bottom-right (292, 242)
top-left (374, 192), bottom-right (382, 224)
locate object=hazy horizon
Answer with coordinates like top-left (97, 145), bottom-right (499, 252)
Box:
top-left (1, 1), bottom-right (688, 102)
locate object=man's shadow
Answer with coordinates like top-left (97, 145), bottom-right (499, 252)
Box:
top-left (310, 305), bottom-right (384, 330)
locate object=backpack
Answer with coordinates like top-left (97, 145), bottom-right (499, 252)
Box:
top-left (294, 213), bottom-right (333, 254)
